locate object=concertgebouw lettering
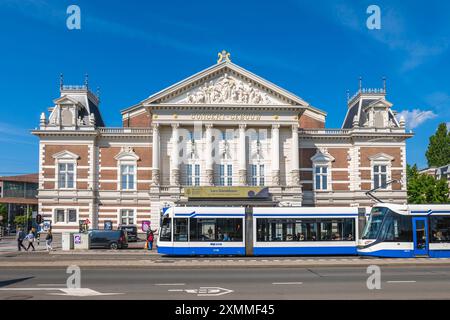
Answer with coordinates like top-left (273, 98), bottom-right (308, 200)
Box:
top-left (191, 114), bottom-right (262, 121)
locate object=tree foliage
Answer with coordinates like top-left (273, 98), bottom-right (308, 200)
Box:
top-left (426, 123), bottom-right (450, 167)
top-left (407, 164), bottom-right (449, 204)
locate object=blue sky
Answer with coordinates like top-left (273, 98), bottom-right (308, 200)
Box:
top-left (0, 0), bottom-right (449, 175)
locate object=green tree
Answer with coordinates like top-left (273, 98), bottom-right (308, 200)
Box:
top-left (14, 212), bottom-right (32, 227)
top-left (425, 123), bottom-right (450, 167)
top-left (0, 204), bottom-right (7, 225)
top-left (407, 164), bottom-right (449, 204)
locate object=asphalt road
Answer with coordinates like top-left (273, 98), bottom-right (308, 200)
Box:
top-left (1, 265), bottom-right (450, 300)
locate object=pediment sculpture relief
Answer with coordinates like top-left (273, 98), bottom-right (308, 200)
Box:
top-left (184, 73), bottom-right (279, 105)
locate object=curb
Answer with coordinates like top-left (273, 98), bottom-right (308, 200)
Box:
top-left (2, 259), bottom-right (450, 269)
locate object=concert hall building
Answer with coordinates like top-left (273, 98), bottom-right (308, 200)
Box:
top-left (32, 51), bottom-right (413, 232)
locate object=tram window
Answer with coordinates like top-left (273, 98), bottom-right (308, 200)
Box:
top-left (430, 217), bottom-right (450, 243)
top-left (256, 218), bottom-right (355, 242)
top-left (362, 207), bottom-right (389, 239)
top-left (174, 218), bottom-right (188, 242)
top-left (189, 218), bottom-right (243, 242)
top-left (378, 211), bottom-right (412, 242)
top-left (159, 217), bottom-right (172, 242)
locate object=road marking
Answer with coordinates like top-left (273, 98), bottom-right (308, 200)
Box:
top-left (38, 284), bottom-right (66, 287)
top-left (0, 287), bottom-right (122, 296)
top-left (155, 283), bottom-right (186, 286)
top-left (272, 282), bottom-right (303, 285)
top-left (386, 281), bottom-right (417, 283)
top-left (168, 287), bottom-right (233, 296)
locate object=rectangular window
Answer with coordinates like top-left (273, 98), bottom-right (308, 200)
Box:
top-left (56, 209), bottom-right (65, 223)
top-left (159, 217), bottom-right (172, 242)
top-left (174, 218), bottom-right (188, 241)
top-left (186, 164), bottom-right (192, 186)
top-left (120, 165), bottom-right (135, 190)
top-left (55, 209), bottom-right (77, 224)
top-left (256, 218), bottom-right (355, 242)
top-left (250, 164), bottom-right (265, 186)
top-left (315, 166), bottom-right (328, 190)
top-left (430, 216), bottom-right (450, 243)
top-left (219, 164), bottom-right (233, 186)
top-left (189, 218), bottom-right (243, 242)
top-left (194, 164), bottom-right (200, 186)
top-left (68, 209), bottom-right (77, 223)
top-left (374, 165), bottom-right (387, 189)
top-left (120, 209), bottom-right (135, 225)
top-left (58, 163), bottom-right (75, 189)
top-left (186, 164), bottom-right (200, 186)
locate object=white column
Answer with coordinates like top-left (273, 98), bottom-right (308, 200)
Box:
top-left (205, 123), bottom-right (214, 186)
top-left (170, 123), bottom-right (180, 186)
top-left (291, 124), bottom-right (300, 186)
top-left (238, 124), bottom-right (247, 186)
top-left (272, 124), bottom-right (280, 186)
top-left (152, 123), bottom-right (160, 186)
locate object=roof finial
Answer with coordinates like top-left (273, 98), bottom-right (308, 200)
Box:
top-left (96, 86), bottom-right (101, 101)
top-left (382, 76), bottom-right (387, 93)
top-left (346, 89), bottom-right (350, 101)
top-left (60, 73), bottom-right (64, 90)
top-left (84, 73), bottom-right (89, 89)
top-left (217, 50), bottom-right (231, 63)
top-left (359, 76), bottom-right (362, 92)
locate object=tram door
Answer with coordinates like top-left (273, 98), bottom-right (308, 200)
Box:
top-left (412, 218), bottom-right (429, 256)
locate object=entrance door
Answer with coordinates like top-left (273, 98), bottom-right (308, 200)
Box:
top-left (412, 218), bottom-right (429, 256)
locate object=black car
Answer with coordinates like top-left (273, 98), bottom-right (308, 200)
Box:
top-left (119, 225), bottom-right (138, 242)
top-left (89, 230), bottom-right (128, 249)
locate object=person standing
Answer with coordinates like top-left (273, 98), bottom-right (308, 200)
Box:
top-left (147, 230), bottom-right (154, 251)
top-left (45, 230), bottom-right (53, 251)
top-left (26, 229), bottom-right (36, 251)
top-left (16, 228), bottom-right (27, 251)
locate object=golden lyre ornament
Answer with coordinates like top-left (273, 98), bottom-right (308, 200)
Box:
top-left (217, 50), bottom-right (231, 63)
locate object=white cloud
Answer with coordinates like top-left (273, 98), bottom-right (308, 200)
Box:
top-left (447, 122), bottom-right (450, 131)
top-left (396, 109), bottom-right (437, 129)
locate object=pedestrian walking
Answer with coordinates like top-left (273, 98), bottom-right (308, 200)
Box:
top-left (45, 230), bottom-right (53, 251)
top-left (16, 228), bottom-right (27, 251)
top-left (26, 230), bottom-right (36, 251)
top-left (147, 230), bottom-right (154, 251)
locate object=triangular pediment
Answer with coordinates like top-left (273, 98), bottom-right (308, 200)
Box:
top-left (311, 148), bottom-right (335, 163)
top-left (53, 96), bottom-right (81, 106)
top-left (52, 150), bottom-right (80, 160)
top-left (368, 153), bottom-right (394, 162)
top-left (114, 147), bottom-right (140, 161)
top-left (122, 60), bottom-right (326, 115)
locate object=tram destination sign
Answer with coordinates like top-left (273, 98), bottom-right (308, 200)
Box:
top-left (184, 187), bottom-right (269, 199)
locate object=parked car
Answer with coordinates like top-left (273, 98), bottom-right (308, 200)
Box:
top-left (119, 225), bottom-right (138, 242)
top-left (89, 230), bottom-right (128, 250)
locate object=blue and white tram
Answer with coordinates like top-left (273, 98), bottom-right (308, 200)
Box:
top-left (358, 203), bottom-right (450, 258)
top-left (157, 206), bottom-right (363, 256)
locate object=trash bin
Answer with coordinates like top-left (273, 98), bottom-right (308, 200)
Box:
top-left (62, 232), bottom-right (74, 251)
top-left (73, 232), bottom-right (90, 250)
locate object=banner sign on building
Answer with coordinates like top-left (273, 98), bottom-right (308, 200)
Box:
top-left (184, 187), bottom-right (269, 199)
top-left (142, 221), bottom-right (151, 232)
